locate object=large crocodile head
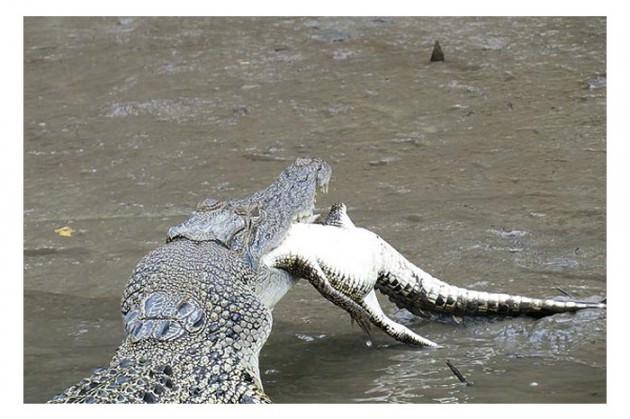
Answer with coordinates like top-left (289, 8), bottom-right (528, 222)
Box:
top-left (166, 158), bottom-right (331, 268)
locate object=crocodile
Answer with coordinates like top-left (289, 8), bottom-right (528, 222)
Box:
top-left (261, 203), bottom-right (439, 347)
top-left (48, 158), bottom-right (343, 403)
top-left (261, 202), bottom-right (606, 347)
top-left (47, 158), bottom-right (605, 403)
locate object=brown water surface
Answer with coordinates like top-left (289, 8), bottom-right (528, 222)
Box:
top-left (24, 17), bottom-right (606, 403)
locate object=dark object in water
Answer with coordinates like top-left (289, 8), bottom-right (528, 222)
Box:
top-left (430, 40), bottom-right (444, 62)
top-left (556, 287), bottom-right (573, 298)
top-left (446, 360), bottom-right (472, 386)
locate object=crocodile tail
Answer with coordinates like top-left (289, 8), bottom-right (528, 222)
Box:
top-left (377, 268), bottom-right (606, 318)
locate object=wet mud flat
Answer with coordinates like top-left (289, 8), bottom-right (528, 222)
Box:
top-left (24, 17), bottom-right (605, 403)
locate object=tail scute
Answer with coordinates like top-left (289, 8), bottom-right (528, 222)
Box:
top-left (377, 271), bottom-right (606, 318)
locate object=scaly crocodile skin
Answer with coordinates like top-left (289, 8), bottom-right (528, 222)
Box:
top-left (261, 203), bottom-right (605, 348)
top-left (49, 240), bottom-right (272, 403)
top-left (48, 158), bottom-right (332, 403)
top-left (322, 203), bottom-right (605, 318)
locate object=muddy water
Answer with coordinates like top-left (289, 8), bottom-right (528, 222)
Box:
top-left (24, 17), bottom-right (606, 403)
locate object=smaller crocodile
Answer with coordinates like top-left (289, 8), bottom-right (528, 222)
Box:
top-left (261, 203), bottom-right (437, 347)
top-left (261, 203), bottom-right (606, 347)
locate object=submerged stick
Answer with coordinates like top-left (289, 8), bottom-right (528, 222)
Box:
top-left (556, 287), bottom-right (573, 298)
top-left (446, 360), bottom-right (472, 386)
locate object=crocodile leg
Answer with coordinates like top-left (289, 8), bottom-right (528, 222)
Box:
top-left (359, 290), bottom-right (439, 347)
top-left (263, 248), bottom-right (438, 347)
top-left (272, 256), bottom-right (373, 337)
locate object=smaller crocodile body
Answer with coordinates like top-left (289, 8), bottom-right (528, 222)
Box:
top-left (261, 203), bottom-right (606, 347)
top-left (261, 203), bottom-right (438, 347)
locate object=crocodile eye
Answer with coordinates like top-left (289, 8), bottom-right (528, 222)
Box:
top-left (249, 205), bottom-right (261, 218)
